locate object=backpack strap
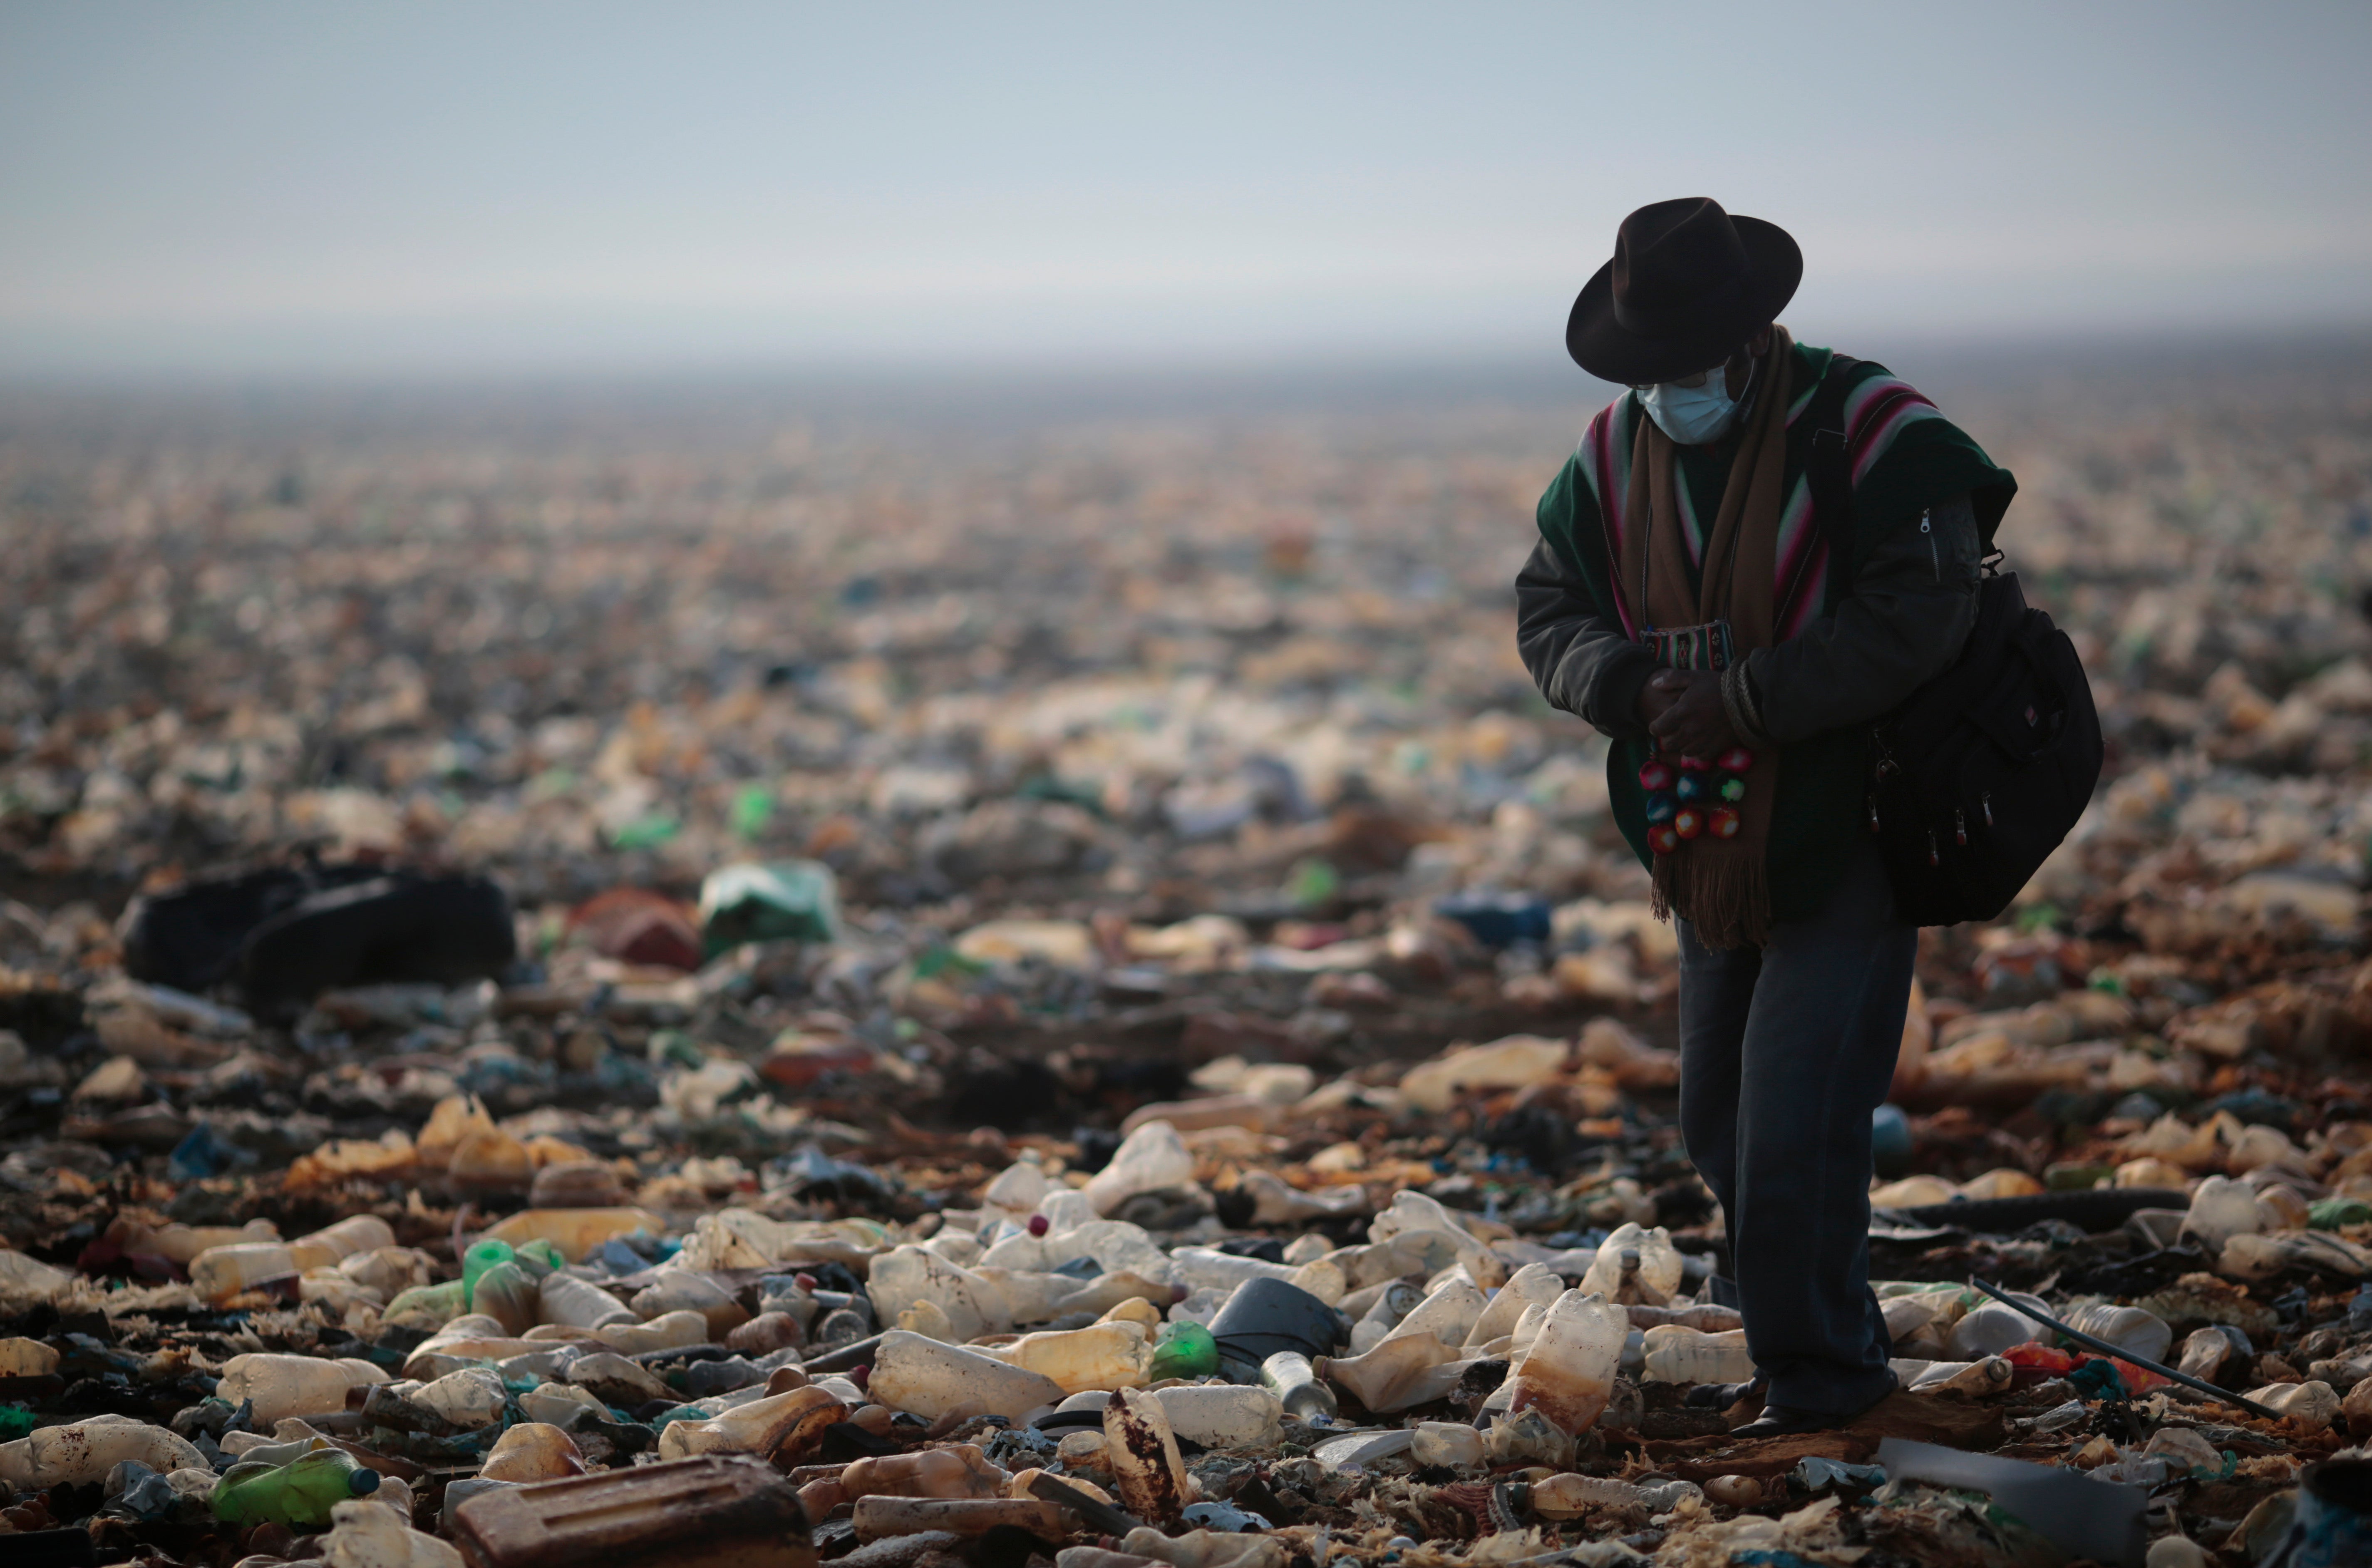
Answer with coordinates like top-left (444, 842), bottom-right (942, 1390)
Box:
top-left (1804, 351), bottom-right (1861, 568)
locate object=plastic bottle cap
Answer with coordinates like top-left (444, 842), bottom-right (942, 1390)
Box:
top-left (1027, 1215), bottom-right (1050, 1236)
top-left (350, 1469), bottom-right (382, 1495)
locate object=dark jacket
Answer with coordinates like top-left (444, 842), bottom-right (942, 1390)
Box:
top-left (1515, 489), bottom-right (1981, 747)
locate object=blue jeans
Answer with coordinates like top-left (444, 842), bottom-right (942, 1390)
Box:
top-left (1675, 836), bottom-right (1914, 1415)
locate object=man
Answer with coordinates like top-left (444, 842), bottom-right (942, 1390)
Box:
top-left (1515, 198), bottom-right (2016, 1437)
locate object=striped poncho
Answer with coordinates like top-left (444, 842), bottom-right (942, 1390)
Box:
top-left (1534, 341), bottom-right (2017, 922)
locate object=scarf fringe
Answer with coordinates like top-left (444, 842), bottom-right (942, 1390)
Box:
top-left (1653, 850), bottom-right (1772, 950)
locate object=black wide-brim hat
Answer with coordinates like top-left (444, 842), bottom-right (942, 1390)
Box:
top-left (1567, 197), bottom-right (1801, 385)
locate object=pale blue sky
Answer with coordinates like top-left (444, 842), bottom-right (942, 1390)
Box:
top-left (3, 1), bottom-right (2367, 375)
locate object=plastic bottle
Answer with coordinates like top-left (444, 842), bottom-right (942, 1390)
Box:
top-left (1576, 1223), bottom-right (1683, 1305)
top-left (1506, 1290), bottom-right (1628, 1434)
top-left (1945, 1296), bottom-right (2053, 1360)
top-left (1640, 1325), bottom-right (1758, 1386)
top-left (839, 1444), bottom-right (1009, 1503)
top-left (518, 1384), bottom-right (607, 1430)
top-left (217, 1354), bottom-right (390, 1424)
top-left (384, 1280), bottom-right (469, 1330)
top-left (656, 1385), bottom-right (850, 1464)
top-left (1151, 1384), bottom-right (1282, 1448)
top-left (1082, 1121), bottom-right (1196, 1216)
top-left (1116, 1527), bottom-right (1287, 1568)
top-left (1166, 1248), bottom-right (1347, 1305)
top-left (323, 1497), bottom-right (464, 1568)
top-left (632, 1271), bottom-right (751, 1339)
top-left (0, 1337), bottom-right (59, 1376)
top-left (478, 1208), bottom-right (667, 1263)
top-left (1384, 1279), bottom-right (1487, 1350)
top-left (107, 1217), bottom-right (280, 1265)
top-left (989, 1322), bottom-right (1154, 1394)
top-left (1102, 1387), bottom-right (1190, 1526)
top-left (1466, 1263), bottom-right (1567, 1349)
top-left (1528, 1474), bottom-right (1690, 1519)
top-left (0, 1414), bottom-right (207, 1489)
top-left (528, 1159), bottom-right (630, 1210)
top-left (578, 1309), bottom-right (710, 1357)
top-left (1349, 1280), bottom-right (1426, 1354)
top-left (1050, 1270), bottom-right (1181, 1322)
top-left (2242, 1379), bottom-right (2338, 1429)
top-left (412, 1367), bottom-right (509, 1430)
top-left (868, 1330), bottom-right (1069, 1422)
top-left (2061, 1303), bottom-right (2173, 1364)
top-left (1409, 1421), bottom-right (1485, 1469)
top-left (868, 1246), bottom-right (1016, 1341)
top-left (1259, 1351), bottom-right (1338, 1420)
top-left (479, 1423), bottom-right (587, 1484)
top-left (212, 1444), bottom-right (384, 1528)
top-left (2180, 1176), bottom-right (2265, 1252)
top-left (1317, 1330), bottom-right (1464, 1414)
top-left (469, 1262), bottom-right (541, 1337)
top-left (1149, 1321), bottom-right (1219, 1381)
top-left (461, 1240), bottom-right (515, 1303)
top-left (851, 1497), bottom-right (1069, 1543)
top-left (189, 1216), bottom-right (398, 1302)
top-left (449, 1127), bottom-right (535, 1195)
top-left (537, 1270), bottom-right (636, 1329)
top-left (1906, 1357), bottom-right (2014, 1395)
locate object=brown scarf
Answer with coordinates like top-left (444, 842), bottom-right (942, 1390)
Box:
top-left (1615, 327), bottom-right (1794, 948)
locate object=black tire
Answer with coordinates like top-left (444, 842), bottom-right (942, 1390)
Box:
top-left (1891, 1188), bottom-right (2189, 1235)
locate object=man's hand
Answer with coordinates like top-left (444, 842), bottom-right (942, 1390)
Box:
top-left (1644, 669), bottom-right (1740, 761)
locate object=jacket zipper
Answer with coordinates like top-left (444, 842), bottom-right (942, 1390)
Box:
top-left (1921, 507), bottom-right (1938, 582)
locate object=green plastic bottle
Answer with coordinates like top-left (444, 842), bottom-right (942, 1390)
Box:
top-left (211, 1443), bottom-right (382, 1528)
top-left (1149, 1320), bottom-right (1219, 1381)
top-left (512, 1238), bottom-right (566, 1276)
top-left (461, 1239), bottom-right (516, 1307)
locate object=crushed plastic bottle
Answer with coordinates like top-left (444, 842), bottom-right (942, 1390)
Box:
top-left (216, 1354), bottom-right (390, 1424)
top-left (1505, 1290), bottom-right (1627, 1434)
top-left (324, 1497), bottom-right (465, 1568)
top-left (1103, 1386), bottom-right (1191, 1526)
top-left (0, 1414), bottom-right (207, 1489)
top-left (1082, 1120), bottom-right (1195, 1216)
top-left (479, 1423), bottom-right (587, 1483)
top-left (866, 1331), bottom-right (1066, 1422)
top-left (2061, 1302), bottom-right (2173, 1363)
top-left (656, 1385), bottom-right (848, 1463)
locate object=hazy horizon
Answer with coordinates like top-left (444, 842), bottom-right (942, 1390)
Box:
top-left (5, 1), bottom-right (2370, 379)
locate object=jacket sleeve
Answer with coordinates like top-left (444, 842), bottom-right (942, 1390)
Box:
top-left (1516, 538), bottom-right (1656, 740)
top-left (1729, 491), bottom-right (1981, 746)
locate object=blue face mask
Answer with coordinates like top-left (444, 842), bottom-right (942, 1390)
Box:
top-left (1638, 357), bottom-right (1749, 444)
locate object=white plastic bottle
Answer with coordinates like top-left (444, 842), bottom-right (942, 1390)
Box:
top-left (1639, 1325), bottom-right (1757, 1387)
top-left (986, 1322), bottom-right (1154, 1394)
top-left (1149, 1384), bottom-right (1281, 1448)
top-left (866, 1330), bottom-right (1067, 1422)
top-left (2061, 1303), bottom-right (2172, 1363)
top-left (217, 1354), bottom-right (390, 1424)
top-left (1083, 1121), bottom-right (1196, 1216)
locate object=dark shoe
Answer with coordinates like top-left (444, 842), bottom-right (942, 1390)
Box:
top-left (1685, 1377), bottom-right (1767, 1410)
top-left (1727, 1402), bottom-right (1844, 1439)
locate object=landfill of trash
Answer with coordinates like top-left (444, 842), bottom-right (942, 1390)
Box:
top-left (0, 353), bottom-right (2369, 1568)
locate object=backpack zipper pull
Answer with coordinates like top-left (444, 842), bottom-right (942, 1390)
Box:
top-left (1926, 829), bottom-right (1940, 867)
top-left (1867, 794), bottom-right (1881, 833)
top-left (1921, 508), bottom-right (1938, 582)
top-left (1981, 791), bottom-right (1993, 826)
top-left (1954, 807), bottom-right (1967, 847)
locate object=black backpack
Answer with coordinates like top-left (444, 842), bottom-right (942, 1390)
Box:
top-left (1809, 399), bottom-right (2104, 928)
